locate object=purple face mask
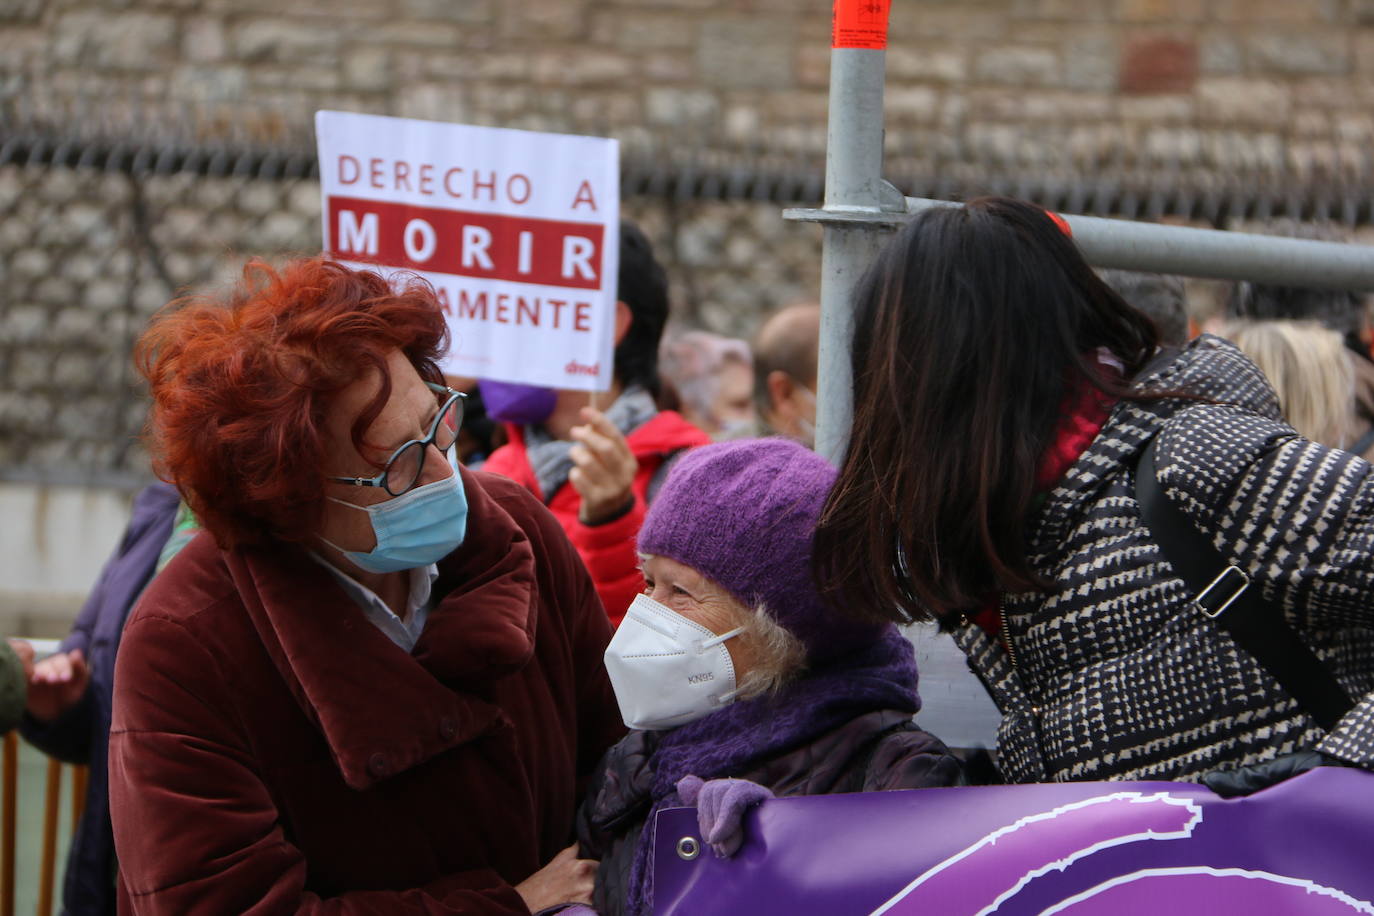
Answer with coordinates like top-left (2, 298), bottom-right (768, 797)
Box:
top-left (478, 379), bottom-right (558, 425)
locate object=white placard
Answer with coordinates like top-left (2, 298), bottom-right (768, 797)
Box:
top-left (316, 111), bottom-right (621, 391)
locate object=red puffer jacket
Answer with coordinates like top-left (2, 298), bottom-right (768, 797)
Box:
top-left (482, 411), bottom-right (710, 627)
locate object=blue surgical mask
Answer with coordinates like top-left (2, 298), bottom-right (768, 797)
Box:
top-left (322, 473), bottom-right (469, 574)
top-left (714, 417), bottom-right (755, 441)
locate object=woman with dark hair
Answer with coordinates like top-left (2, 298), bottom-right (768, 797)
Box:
top-left (110, 257), bottom-right (624, 913)
top-left (815, 196), bottom-right (1374, 785)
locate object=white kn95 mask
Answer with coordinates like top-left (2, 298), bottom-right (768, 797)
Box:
top-left (603, 593), bottom-right (747, 731)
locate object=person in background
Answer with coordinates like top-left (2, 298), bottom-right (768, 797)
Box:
top-left (482, 222), bottom-right (710, 627)
top-left (814, 196), bottom-right (1374, 786)
top-left (577, 439), bottom-right (961, 916)
top-left (1226, 320), bottom-right (1356, 451)
top-left (1226, 220), bottom-right (1374, 460)
top-left (1097, 270), bottom-right (1192, 348)
top-left (750, 303), bottom-right (820, 447)
top-left (656, 329), bottom-right (755, 439)
top-left (14, 481), bottom-right (179, 916)
top-left (110, 257), bottom-right (624, 913)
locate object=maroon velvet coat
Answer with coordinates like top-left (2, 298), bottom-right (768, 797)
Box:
top-left (109, 469), bottom-right (625, 914)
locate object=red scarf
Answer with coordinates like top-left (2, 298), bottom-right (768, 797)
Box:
top-left (969, 366), bottom-right (1117, 638)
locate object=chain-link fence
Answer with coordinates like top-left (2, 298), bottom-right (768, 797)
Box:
top-left (4, 101), bottom-right (1374, 487)
top-left (0, 110), bottom-right (840, 488)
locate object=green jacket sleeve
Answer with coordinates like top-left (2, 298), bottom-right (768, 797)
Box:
top-left (0, 642), bottom-right (28, 734)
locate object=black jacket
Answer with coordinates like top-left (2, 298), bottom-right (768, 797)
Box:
top-left (576, 710), bottom-right (961, 916)
top-left (955, 336), bottom-right (1374, 783)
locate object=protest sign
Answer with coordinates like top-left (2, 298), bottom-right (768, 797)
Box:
top-left (655, 767), bottom-right (1374, 915)
top-left (315, 111), bottom-right (620, 391)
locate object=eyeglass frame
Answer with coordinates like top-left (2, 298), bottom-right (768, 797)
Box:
top-left (326, 382), bottom-right (467, 497)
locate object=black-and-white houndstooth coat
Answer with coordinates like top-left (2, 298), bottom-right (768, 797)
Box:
top-left (952, 334), bottom-right (1374, 783)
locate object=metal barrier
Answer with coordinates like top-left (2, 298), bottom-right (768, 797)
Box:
top-left (0, 732), bottom-right (89, 916)
top-left (2, 734), bottom-right (13, 916)
top-left (787, 10), bottom-right (1374, 465)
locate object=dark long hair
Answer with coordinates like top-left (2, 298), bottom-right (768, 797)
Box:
top-left (615, 220), bottom-right (670, 396)
top-left (813, 197), bottom-right (1158, 623)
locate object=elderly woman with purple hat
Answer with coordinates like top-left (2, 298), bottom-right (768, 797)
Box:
top-left (574, 438), bottom-right (962, 916)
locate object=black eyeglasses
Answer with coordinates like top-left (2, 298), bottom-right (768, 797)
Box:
top-left (328, 383), bottom-right (467, 497)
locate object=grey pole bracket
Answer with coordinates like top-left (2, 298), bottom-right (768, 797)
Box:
top-left (789, 195), bottom-right (1374, 291)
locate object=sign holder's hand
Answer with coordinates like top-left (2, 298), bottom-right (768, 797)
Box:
top-left (676, 774), bottom-right (774, 858)
top-left (569, 407), bottom-right (639, 526)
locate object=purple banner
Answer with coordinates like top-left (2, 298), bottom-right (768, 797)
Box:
top-left (653, 767), bottom-right (1374, 915)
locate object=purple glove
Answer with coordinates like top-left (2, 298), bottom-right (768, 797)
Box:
top-left (676, 775), bottom-right (774, 858)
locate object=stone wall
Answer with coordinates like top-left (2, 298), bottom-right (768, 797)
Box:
top-left (4, 1), bottom-right (1373, 171)
top-left (0, 160), bottom-right (824, 482)
top-left (5, 0), bottom-right (1374, 487)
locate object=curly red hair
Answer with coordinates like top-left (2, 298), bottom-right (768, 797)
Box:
top-left (136, 257), bottom-right (449, 548)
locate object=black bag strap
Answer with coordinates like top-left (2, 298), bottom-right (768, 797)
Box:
top-left (1134, 435), bottom-right (1354, 732)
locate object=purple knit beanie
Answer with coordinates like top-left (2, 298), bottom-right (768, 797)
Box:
top-left (638, 437), bottom-right (881, 663)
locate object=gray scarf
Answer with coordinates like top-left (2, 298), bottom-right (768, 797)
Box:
top-left (524, 386), bottom-right (659, 503)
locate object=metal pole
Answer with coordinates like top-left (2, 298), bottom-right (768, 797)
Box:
top-left (790, 198), bottom-right (1374, 291)
top-left (901, 197), bottom-right (1374, 291)
top-left (823, 51), bottom-right (886, 215)
top-left (815, 46), bottom-right (890, 465)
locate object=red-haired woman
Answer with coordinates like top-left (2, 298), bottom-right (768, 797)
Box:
top-left (109, 257), bottom-right (624, 914)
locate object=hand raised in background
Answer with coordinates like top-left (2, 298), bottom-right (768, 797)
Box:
top-left (569, 407), bottom-right (638, 526)
top-left (24, 647), bottom-right (90, 723)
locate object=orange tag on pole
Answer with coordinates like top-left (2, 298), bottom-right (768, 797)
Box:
top-left (832, 0), bottom-right (891, 50)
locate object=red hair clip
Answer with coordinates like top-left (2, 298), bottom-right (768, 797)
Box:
top-left (1045, 210), bottom-right (1072, 237)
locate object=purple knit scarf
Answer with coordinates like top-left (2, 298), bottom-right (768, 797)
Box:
top-left (623, 625), bottom-right (920, 916)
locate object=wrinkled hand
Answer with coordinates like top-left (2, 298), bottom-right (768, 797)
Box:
top-left (676, 775), bottom-right (774, 858)
top-left (1200, 750), bottom-right (1345, 798)
top-left (514, 844), bottom-right (597, 913)
top-left (24, 649), bottom-right (90, 724)
top-left (569, 408), bottom-right (638, 526)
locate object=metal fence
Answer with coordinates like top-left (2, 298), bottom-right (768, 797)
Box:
top-left (796, 38), bottom-right (1374, 464)
top-left (0, 118), bottom-right (833, 488)
top-left (5, 96), bottom-right (1374, 486)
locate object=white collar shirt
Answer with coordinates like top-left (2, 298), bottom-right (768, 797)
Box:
top-left (308, 553), bottom-right (439, 654)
